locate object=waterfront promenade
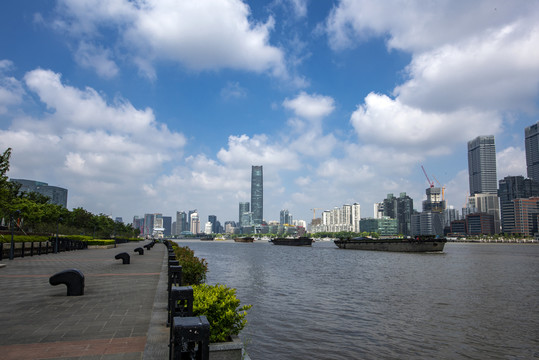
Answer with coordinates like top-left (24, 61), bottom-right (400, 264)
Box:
top-left (0, 241), bottom-right (168, 359)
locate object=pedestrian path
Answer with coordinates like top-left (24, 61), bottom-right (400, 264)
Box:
top-left (0, 241), bottom-right (168, 359)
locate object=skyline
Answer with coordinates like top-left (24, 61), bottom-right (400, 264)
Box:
top-left (1, 1), bottom-right (537, 224)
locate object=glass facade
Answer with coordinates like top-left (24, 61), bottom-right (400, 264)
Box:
top-left (525, 122), bottom-right (539, 181)
top-left (467, 135), bottom-right (497, 195)
top-left (251, 166), bottom-right (263, 225)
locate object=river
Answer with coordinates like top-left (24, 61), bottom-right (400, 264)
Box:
top-left (174, 240), bottom-right (538, 360)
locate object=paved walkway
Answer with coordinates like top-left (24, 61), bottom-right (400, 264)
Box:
top-left (0, 241), bottom-right (169, 359)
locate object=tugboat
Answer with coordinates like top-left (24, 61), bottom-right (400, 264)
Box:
top-left (270, 237), bottom-right (313, 246)
top-left (334, 236), bottom-right (446, 252)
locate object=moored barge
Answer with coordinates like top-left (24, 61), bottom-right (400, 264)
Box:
top-left (334, 236), bottom-right (446, 252)
top-left (270, 237), bottom-right (313, 246)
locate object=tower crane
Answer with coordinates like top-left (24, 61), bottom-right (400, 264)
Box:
top-left (421, 165), bottom-right (435, 188)
top-left (432, 174), bottom-right (446, 201)
top-left (310, 208), bottom-right (321, 220)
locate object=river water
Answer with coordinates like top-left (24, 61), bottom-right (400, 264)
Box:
top-left (174, 240), bottom-right (538, 360)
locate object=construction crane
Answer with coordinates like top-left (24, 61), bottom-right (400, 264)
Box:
top-left (310, 208), bottom-right (321, 220)
top-left (432, 174), bottom-right (446, 201)
top-left (421, 165), bottom-right (435, 188)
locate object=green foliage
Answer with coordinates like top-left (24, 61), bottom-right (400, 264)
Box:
top-left (172, 244), bottom-right (208, 285)
top-left (85, 239), bottom-right (115, 246)
top-left (0, 235), bottom-right (50, 243)
top-left (193, 284), bottom-right (252, 343)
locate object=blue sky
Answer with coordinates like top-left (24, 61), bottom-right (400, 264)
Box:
top-left (1, 0), bottom-right (537, 225)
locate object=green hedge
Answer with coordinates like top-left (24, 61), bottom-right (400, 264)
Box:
top-left (0, 235), bottom-right (50, 243)
top-left (193, 284), bottom-right (251, 343)
top-left (172, 244), bottom-right (208, 285)
top-left (86, 239), bottom-right (115, 246)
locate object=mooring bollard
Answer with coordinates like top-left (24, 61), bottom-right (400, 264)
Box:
top-left (115, 252), bottom-right (130, 264)
top-left (170, 315), bottom-right (210, 360)
top-left (49, 269), bottom-right (85, 296)
top-left (134, 247), bottom-right (144, 255)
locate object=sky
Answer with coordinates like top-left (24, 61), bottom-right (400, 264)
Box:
top-left (1, 0), bottom-right (538, 226)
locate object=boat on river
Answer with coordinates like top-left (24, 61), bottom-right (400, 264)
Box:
top-left (234, 237), bottom-right (254, 243)
top-left (334, 236), bottom-right (446, 252)
top-left (270, 237), bottom-right (313, 246)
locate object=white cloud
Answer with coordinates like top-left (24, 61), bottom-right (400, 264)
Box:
top-left (395, 22), bottom-right (539, 113)
top-left (220, 82), bottom-right (247, 100)
top-left (0, 67), bottom-right (186, 217)
top-left (325, 0), bottom-right (538, 52)
top-left (217, 134), bottom-right (299, 169)
top-left (283, 91), bottom-right (335, 122)
top-left (0, 60), bottom-right (25, 114)
top-left (497, 146), bottom-right (526, 178)
top-left (74, 41), bottom-right (119, 79)
top-left (55, 0), bottom-right (286, 78)
top-left (350, 93), bottom-right (501, 156)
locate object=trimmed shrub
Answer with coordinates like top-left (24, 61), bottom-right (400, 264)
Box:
top-left (193, 284), bottom-right (252, 343)
top-left (86, 239), bottom-right (115, 246)
top-left (173, 245), bottom-right (208, 285)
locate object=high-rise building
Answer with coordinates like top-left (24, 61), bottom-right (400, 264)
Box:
top-left (498, 176), bottom-right (539, 233)
top-left (176, 211), bottom-right (188, 235)
top-left (251, 166), bottom-right (263, 224)
top-left (208, 215), bottom-right (217, 233)
top-left (239, 202), bottom-right (249, 227)
top-left (396, 193), bottom-right (414, 236)
top-left (10, 178), bottom-right (68, 208)
top-left (468, 135), bottom-right (497, 195)
top-left (422, 187), bottom-right (445, 213)
top-left (280, 209), bottom-right (291, 225)
top-left (525, 121), bottom-right (539, 181)
top-left (190, 211), bottom-right (200, 234)
top-left (383, 194), bottom-right (397, 218)
top-left (163, 216), bottom-right (172, 236)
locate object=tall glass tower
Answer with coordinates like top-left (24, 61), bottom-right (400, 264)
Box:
top-left (525, 122), bottom-right (539, 181)
top-left (251, 166), bottom-right (263, 225)
top-left (467, 135), bottom-right (497, 195)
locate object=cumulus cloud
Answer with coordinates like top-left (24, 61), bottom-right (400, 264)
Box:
top-left (395, 22), bottom-right (539, 113)
top-left (325, 0), bottom-right (538, 52)
top-left (74, 41), bottom-right (119, 79)
top-left (497, 146), bottom-right (526, 178)
top-left (350, 93), bottom-right (502, 155)
top-left (283, 91), bottom-right (335, 122)
top-left (54, 0), bottom-right (286, 78)
top-left (217, 134), bottom-right (299, 169)
top-left (0, 67), bottom-right (186, 216)
top-left (0, 60), bottom-right (25, 114)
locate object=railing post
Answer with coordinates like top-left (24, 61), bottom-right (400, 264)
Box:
top-left (170, 315), bottom-right (209, 360)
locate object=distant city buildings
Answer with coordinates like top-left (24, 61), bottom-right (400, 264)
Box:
top-left (310, 203), bottom-right (360, 233)
top-left (10, 178), bottom-right (68, 208)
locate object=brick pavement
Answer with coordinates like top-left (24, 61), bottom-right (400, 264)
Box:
top-left (0, 241), bottom-right (168, 359)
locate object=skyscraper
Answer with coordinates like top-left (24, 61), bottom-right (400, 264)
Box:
top-left (251, 165), bottom-right (263, 225)
top-left (525, 121), bottom-right (539, 181)
top-left (239, 202), bottom-right (249, 227)
top-left (468, 135), bottom-right (497, 195)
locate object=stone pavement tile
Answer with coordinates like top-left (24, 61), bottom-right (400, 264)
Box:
top-left (0, 241), bottom-right (166, 359)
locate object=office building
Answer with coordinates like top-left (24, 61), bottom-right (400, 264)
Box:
top-left (396, 193), bottom-right (414, 236)
top-left (176, 211), bottom-right (188, 235)
top-left (512, 197), bottom-right (539, 236)
top-left (239, 202), bottom-right (249, 227)
top-left (190, 211), bottom-right (200, 234)
top-left (10, 178), bottom-right (68, 208)
top-left (163, 216), bottom-right (172, 237)
top-left (498, 176), bottom-right (539, 233)
top-left (468, 135), bottom-right (497, 195)
top-left (251, 166), bottom-right (263, 225)
top-left (360, 217), bottom-right (398, 236)
top-left (467, 212), bottom-right (495, 235)
top-left (280, 209), bottom-right (291, 225)
top-left (525, 121), bottom-right (539, 181)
